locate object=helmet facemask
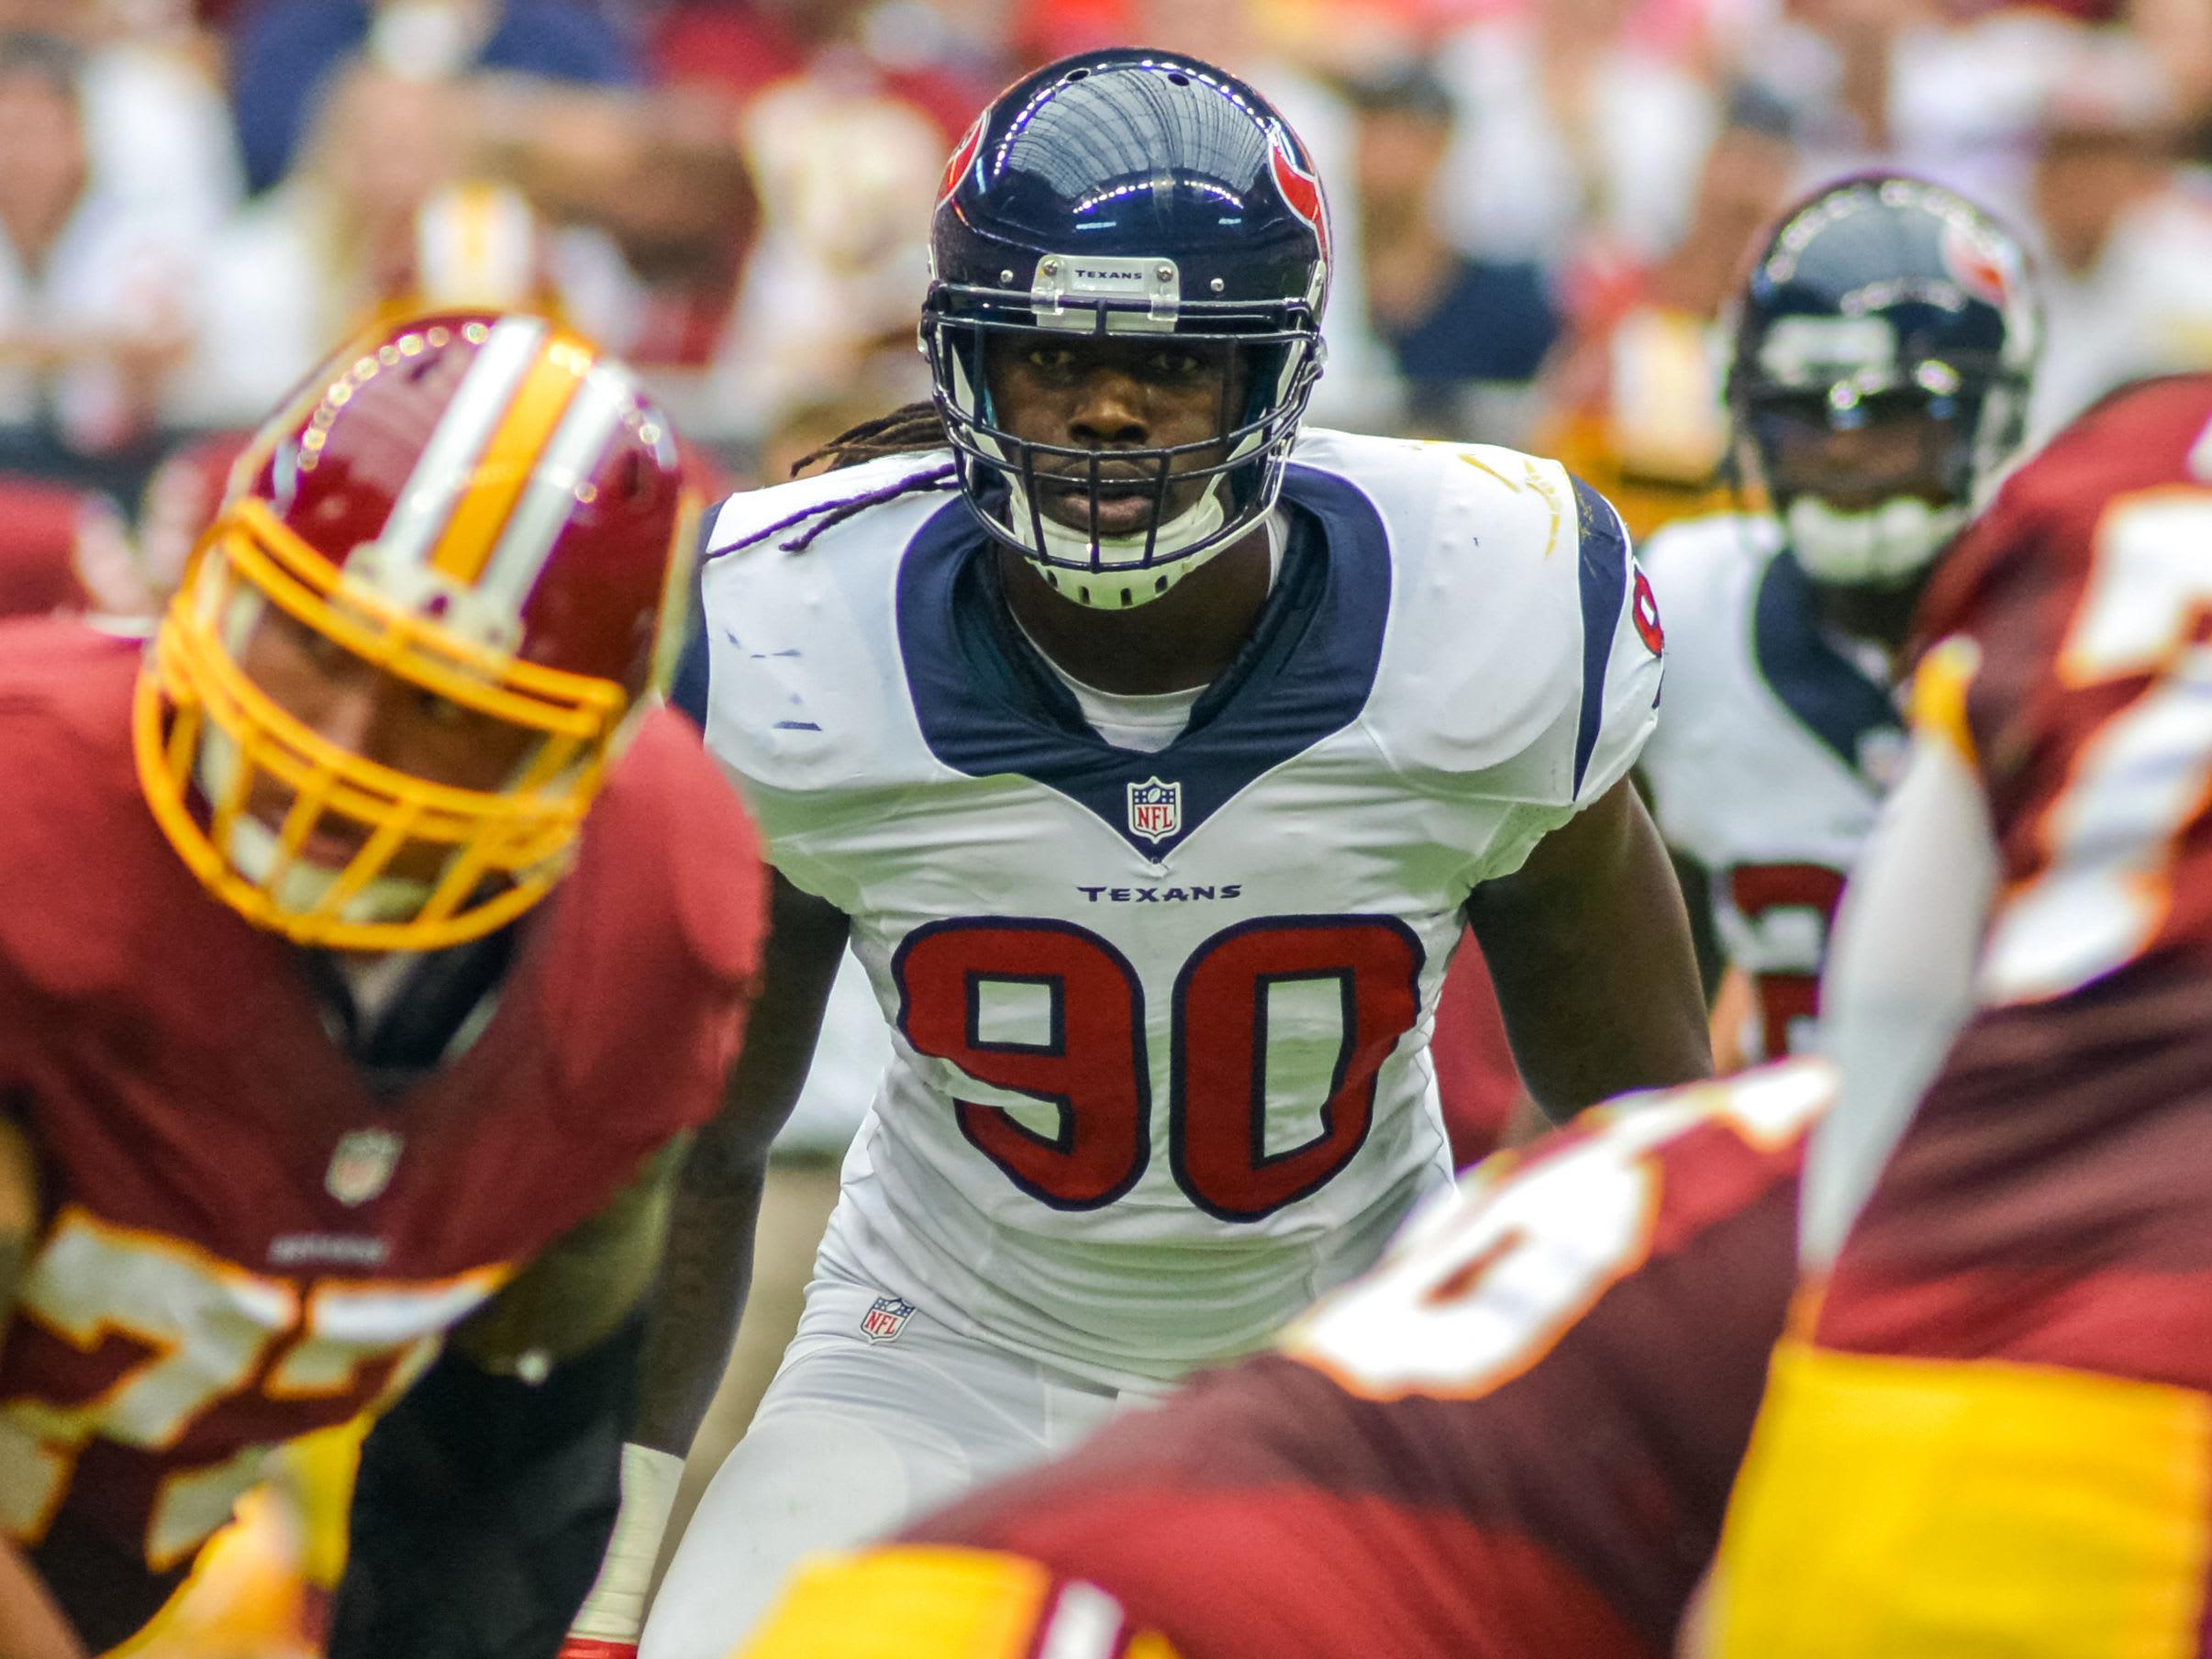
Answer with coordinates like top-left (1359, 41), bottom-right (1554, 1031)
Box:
top-left (1733, 357), bottom-right (2029, 591)
top-left (924, 270), bottom-right (1324, 609)
top-left (135, 496), bottom-right (634, 952)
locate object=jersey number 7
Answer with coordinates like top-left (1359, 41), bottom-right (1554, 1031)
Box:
top-left (893, 915), bottom-right (1425, 1220)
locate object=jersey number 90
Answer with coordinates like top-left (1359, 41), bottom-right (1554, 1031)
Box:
top-left (893, 916), bottom-right (1425, 1220)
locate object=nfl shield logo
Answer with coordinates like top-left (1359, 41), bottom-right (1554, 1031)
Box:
top-left (860, 1294), bottom-right (916, 1344)
top-left (325, 1128), bottom-right (403, 1207)
top-left (1127, 777), bottom-right (1181, 844)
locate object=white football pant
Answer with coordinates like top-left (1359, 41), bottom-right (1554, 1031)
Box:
top-left (638, 1254), bottom-right (1149, 1659)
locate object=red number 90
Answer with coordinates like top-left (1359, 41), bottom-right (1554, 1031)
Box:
top-left (893, 915), bottom-right (1425, 1220)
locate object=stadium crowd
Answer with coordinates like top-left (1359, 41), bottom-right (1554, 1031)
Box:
top-left (2, 0), bottom-right (2210, 607)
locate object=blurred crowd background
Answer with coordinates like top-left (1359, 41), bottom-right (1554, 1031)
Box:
top-left (4, 0), bottom-right (2211, 620)
top-left (6, 3), bottom-right (2209, 1650)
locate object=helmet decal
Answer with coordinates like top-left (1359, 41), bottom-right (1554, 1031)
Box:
top-left (1268, 126), bottom-right (1330, 265)
top-left (938, 111), bottom-right (987, 210)
top-left (1940, 219), bottom-right (2012, 310)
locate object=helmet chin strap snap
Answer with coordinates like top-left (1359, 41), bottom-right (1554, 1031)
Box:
top-left (1016, 480), bottom-right (1231, 609)
top-left (1785, 495), bottom-right (1966, 589)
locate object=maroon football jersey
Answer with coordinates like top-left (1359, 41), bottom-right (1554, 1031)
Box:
top-left (1917, 373), bottom-right (2212, 1004)
top-left (907, 1063), bottom-right (1829, 1659)
top-left (0, 619), bottom-right (766, 1583)
top-left (1812, 375), bottom-right (2212, 1379)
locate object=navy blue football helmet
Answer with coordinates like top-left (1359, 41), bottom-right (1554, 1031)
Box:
top-left (922, 50), bottom-right (1330, 608)
top-left (1727, 173), bottom-right (2040, 587)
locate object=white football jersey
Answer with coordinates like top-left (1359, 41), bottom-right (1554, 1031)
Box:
top-left (1639, 513), bottom-right (1905, 1063)
top-left (699, 429), bottom-right (1663, 1389)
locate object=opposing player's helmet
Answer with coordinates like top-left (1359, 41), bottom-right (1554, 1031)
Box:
top-left (923, 49), bottom-right (1329, 608)
top-left (136, 312), bottom-right (696, 951)
top-left (1727, 174), bottom-right (2040, 587)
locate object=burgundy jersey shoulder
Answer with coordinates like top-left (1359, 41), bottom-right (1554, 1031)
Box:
top-left (537, 704), bottom-right (769, 1122)
top-left (907, 1063), bottom-right (1830, 1659)
top-left (0, 618), bottom-right (167, 998)
top-left (1915, 374), bottom-right (2212, 829)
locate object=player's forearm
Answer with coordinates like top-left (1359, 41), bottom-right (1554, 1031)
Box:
top-left (1468, 781), bottom-right (1711, 1119)
top-left (628, 1141), bottom-right (768, 1457)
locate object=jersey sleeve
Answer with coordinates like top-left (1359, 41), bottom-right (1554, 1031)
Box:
top-left (1462, 475), bottom-right (1666, 880)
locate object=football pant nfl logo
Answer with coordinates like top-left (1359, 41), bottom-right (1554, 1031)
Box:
top-left (325, 1128), bottom-right (404, 1207)
top-left (860, 1294), bottom-right (916, 1343)
top-left (1127, 776), bottom-right (1181, 844)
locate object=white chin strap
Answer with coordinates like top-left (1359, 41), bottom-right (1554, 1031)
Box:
top-left (1011, 479), bottom-right (1231, 610)
top-left (1785, 495), bottom-right (1966, 588)
top-left (196, 722), bottom-right (437, 932)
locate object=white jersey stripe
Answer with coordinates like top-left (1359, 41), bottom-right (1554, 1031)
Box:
top-left (375, 316), bottom-right (550, 569)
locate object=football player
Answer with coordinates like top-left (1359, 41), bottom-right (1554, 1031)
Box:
top-left (0, 311), bottom-right (767, 1657)
top-left (730, 1059), bottom-right (1830, 1659)
top-left (585, 49), bottom-right (1713, 1659)
top-left (1638, 173), bottom-right (2040, 1065)
top-left (1710, 374), bottom-right (2212, 1653)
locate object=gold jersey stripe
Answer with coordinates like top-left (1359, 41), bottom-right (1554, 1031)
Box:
top-left (1711, 1340), bottom-right (2212, 1659)
top-left (1909, 634), bottom-right (1982, 767)
top-left (428, 336), bottom-right (588, 585)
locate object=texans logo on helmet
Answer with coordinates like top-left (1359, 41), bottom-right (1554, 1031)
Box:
top-left (939, 112), bottom-right (987, 209)
top-left (1268, 127), bottom-right (1329, 264)
top-left (1940, 221), bottom-right (2011, 309)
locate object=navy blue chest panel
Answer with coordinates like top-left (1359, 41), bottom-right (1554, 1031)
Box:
top-left (895, 465), bottom-right (1392, 858)
top-left (1751, 550), bottom-right (1902, 779)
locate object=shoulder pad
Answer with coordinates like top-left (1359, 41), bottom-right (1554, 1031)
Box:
top-left (1345, 438), bottom-right (1656, 806)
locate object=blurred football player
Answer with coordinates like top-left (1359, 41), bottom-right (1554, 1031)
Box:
top-left (580, 48), bottom-right (1714, 1659)
top-left (1709, 373), bottom-right (2212, 1653)
top-left (0, 311), bottom-right (767, 1657)
top-left (1640, 174), bottom-right (2040, 1066)
top-left (730, 1059), bottom-right (1830, 1659)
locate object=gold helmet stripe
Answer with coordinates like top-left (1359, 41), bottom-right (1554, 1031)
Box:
top-left (376, 315), bottom-right (549, 571)
top-left (428, 332), bottom-right (590, 585)
top-left (475, 353), bottom-right (636, 613)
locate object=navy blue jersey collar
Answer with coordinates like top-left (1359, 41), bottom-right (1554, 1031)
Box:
top-left (1753, 549), bottom-right (1902, 780)
top-left (897, 464), bottom-right (1391, 858)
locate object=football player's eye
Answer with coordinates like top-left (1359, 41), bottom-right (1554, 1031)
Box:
top-left (298, 627), bottom-right (351, 672)
top-left (1151, 351), bottom-right (1203, 377)
top-left (1025, 346), bottom-right (1078, 374)
top-left (414, 689), bottom-right (471, 729)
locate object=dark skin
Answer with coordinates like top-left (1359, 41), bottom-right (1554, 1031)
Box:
top-left (985, 334), bottom-right (1274, 695)
top-left (631, 871), bottom-right (850, 1455)
top-left (634, 333), bottom-right (1716, 1467)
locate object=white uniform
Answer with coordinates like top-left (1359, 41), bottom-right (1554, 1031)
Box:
top-left (1638, 513), bottom-right (1904, 1063)
top-left (644, 429), bottom-right (1663, 1654)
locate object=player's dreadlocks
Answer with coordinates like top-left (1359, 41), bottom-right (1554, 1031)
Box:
top-left (718, 402), bottom-right (959, 557)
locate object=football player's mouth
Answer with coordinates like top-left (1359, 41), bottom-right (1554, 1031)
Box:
top-left (243, 794), bottom-right (372, 868)
top-left (1040, 474), bottom-right (1156, 537)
